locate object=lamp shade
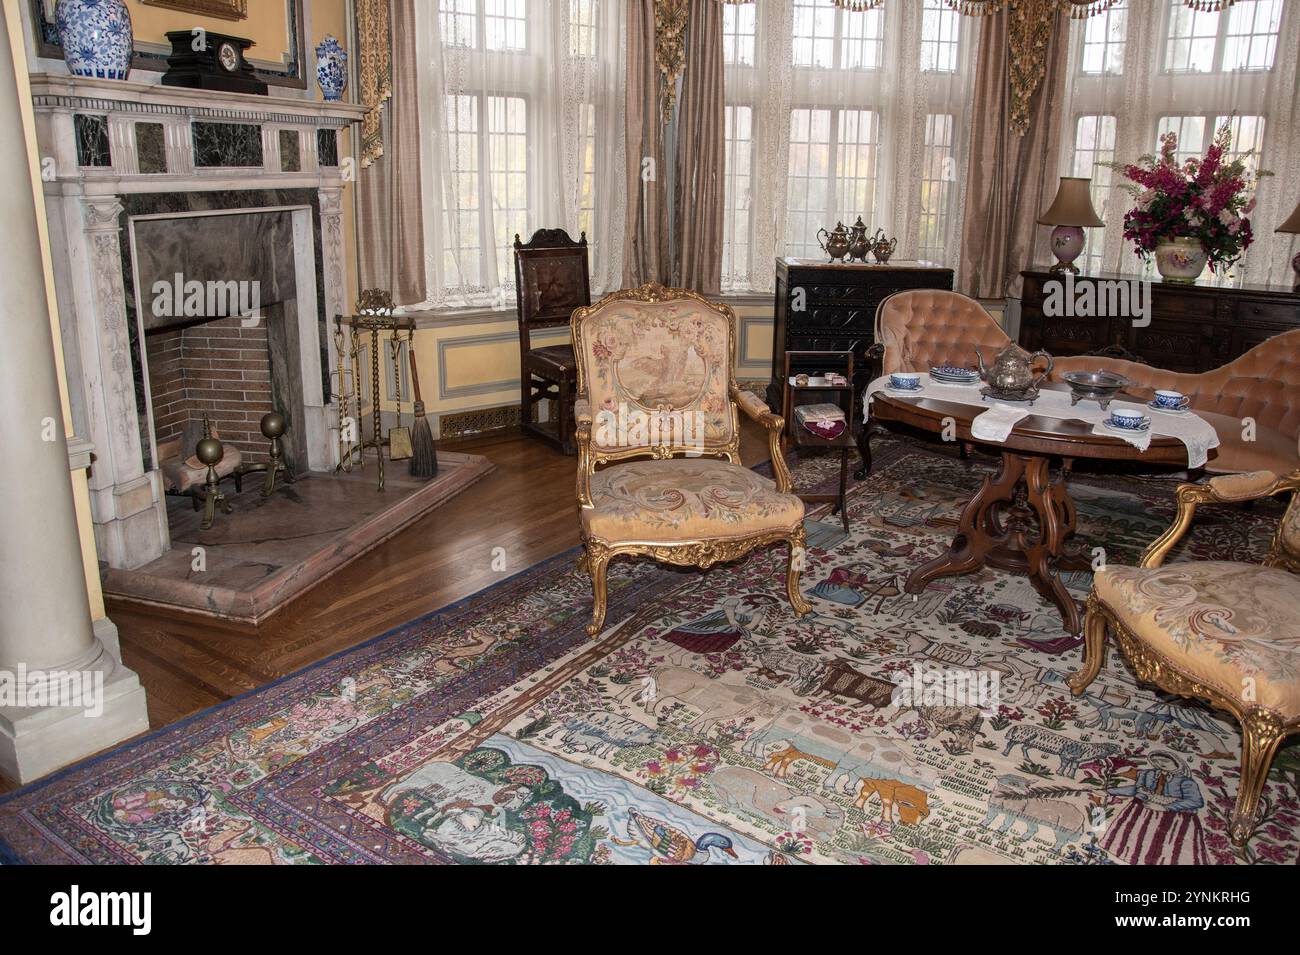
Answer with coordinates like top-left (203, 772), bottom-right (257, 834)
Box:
top-left (1276, 199), bottom-right (1300, 234)
top-left (1038, 177), bottom-right (1105, 227)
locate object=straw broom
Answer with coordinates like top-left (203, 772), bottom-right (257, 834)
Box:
top-left (406, 327), bottom-right (438, 479)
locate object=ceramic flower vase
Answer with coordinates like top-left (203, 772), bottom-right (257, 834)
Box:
top-left (1153, 236), bottom-right (1208, 283)
top-left (315, 36), bottom-right (348, 102)
top-left (56, 0), bottom-right (134, 81)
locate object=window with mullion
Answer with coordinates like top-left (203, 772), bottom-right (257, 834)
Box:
top-left (723, 2), bottom-right (757, 68)
top-left (439, 0), bottom-right (527, 51)
top-left (440, 91), bottom-right (530, 295)
top-left (784, 106), bottom-right (879, 258)
top-left (722, 104), bottom-right (754, 290)
top-left (1079, 0), bottom-right (1127, 75)
top-left (920, 0), bottom-right (962, 74)
top-left (1071, 114), bottom-right (1117, 274)
top-left (486, 94), bottom-right (529, 291)
top-left (785, 107), bottom-right (834, 257)
top-left (792, 0), bottom-right (883, 71)
top-left (1163, 0), bottom-right (1282, 73)
top-left (918, 113), bottom-right (956, 262)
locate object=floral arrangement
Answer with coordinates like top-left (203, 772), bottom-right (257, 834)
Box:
top-left (1110, 122), bottom-right (1270, 273)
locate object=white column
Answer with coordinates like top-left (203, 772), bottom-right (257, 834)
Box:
top-left (0, 6), bottom-right (148, 783)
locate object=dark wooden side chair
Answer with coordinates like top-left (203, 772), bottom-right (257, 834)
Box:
top-left (513, 228), bottom-right (591, 454)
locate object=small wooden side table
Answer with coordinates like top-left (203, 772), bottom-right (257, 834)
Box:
top-left (781, 350), bottom-right (858, 531)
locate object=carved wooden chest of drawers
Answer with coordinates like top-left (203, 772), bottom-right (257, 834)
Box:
top-left (1019, 269), bottom-right (1300, 373)
top-left (767, 258), bottom-right (954, 408)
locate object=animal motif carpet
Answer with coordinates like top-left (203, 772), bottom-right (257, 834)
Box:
top-left (2, 438), bottom-right (1297, 865)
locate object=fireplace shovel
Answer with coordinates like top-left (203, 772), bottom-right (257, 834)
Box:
top-left (387, 335), bottom-right (413, 462)
top-left (406, 330), bottom-right (438, 479)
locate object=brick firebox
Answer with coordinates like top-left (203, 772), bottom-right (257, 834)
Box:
top-left (145, 315), bottom-right (277, 464)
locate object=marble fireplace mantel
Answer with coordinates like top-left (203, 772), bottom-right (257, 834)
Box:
top-left (30, 74), bottom-right (364, 570)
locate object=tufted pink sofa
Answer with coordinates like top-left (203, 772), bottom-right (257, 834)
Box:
top-left (1048, 330), bottom-right (1300, 475)
top-left (875, 289), bottom-right (1300, 475)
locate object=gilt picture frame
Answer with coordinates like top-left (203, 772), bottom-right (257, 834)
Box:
top-left (140, 0), bottom-right (248, 21)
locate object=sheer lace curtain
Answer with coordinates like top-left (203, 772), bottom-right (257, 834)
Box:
top-left (1058, 0), bottom-right (1300, 284)
top-left (722, 0), bottom-right (982, 293)
top-left (411, 1), bottom-right (627, 310)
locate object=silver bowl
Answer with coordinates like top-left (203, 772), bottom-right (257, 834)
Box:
top-left (1062, 370), bottom-right (1130, 410)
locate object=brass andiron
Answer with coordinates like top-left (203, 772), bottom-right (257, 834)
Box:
top-left (195, 415), bottom-right (232, 531)
top-left (236, 412), bottom-right (291, 497)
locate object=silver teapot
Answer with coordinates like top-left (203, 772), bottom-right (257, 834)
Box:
top-left (847, 217), bottom-right (870, 263)
top-left (816, 222), bottom-right (851, 263)
top-left (870, 228), bottom-right (898, 264)
top-left (975, 342), bottom-right (1053, 398)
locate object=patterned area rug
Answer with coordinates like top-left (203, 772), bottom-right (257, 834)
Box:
top-left (2, 438), bottom-right (1297, 865)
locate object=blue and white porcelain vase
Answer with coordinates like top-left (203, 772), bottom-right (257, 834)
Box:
top-left (315, 36), bottom-right (348, 102)
top-left (55, 0), bottom-right (134, 81)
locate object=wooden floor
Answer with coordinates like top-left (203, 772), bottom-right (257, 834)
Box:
top-left (110, 420), bottom-right (776, 733)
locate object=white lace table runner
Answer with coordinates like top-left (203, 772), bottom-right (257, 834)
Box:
top-left (865, 374), bottom-right (1219, 469)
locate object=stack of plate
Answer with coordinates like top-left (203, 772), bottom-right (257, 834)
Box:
top-left (929, 365), bottom-right (980, 386)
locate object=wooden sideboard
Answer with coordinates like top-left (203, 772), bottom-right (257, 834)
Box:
top-left (1019, 269), bottom-right (1300, 373)
top-left (768, 258), bottom-right (954, 410)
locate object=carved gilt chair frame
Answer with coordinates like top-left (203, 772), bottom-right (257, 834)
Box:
top-left (1070, 469), bottom-right (1300, 848)
top-left (571, 283), bottom-right (812, 638)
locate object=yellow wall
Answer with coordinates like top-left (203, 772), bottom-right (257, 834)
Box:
top-left (124, 0), bottom-right (296, 59)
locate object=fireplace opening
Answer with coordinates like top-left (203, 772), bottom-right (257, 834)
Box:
top-left (129, 207), bottom-right (315, 480)
top-left (144, 309), bottom-right (287, 469)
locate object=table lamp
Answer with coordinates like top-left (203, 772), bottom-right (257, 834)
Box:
top-left (1038, 177), bottom-right (1105, 274)
top-left (1276, 198), bottom-right (1300, 292)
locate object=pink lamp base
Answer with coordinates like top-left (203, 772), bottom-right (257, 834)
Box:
top-left (1049, 225), bottom-right (1086, 274)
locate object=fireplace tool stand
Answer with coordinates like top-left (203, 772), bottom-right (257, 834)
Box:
top-left (340, 290), bottom-right (415, 492)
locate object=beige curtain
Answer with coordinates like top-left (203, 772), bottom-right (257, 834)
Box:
top-left (623, 0), bottom-right (670, 287)
top-left (357, 0), bottom-right (426, 306)
top-left (959, 3), bottom-right (1069, 300)
top-left (672, 0), bottom-right (724, 294)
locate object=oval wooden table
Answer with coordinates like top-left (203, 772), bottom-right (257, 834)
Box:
top-left (869, 383), bottom-right (1220, 635)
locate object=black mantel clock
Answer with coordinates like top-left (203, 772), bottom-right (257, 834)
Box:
top-left (160, 31), bottom-right (269, 96)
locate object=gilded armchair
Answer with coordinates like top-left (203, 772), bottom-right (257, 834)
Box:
top-left (1070, 469), bottom-right (1300, 848)
top-left (572, 283), bottom-right (812, 638)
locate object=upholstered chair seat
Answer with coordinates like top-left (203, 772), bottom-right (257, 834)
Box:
top-left (1093, 561), bottom-right (1300, 716)
top-left (572, 284), bottom-right (811, 638)
top-left (1072, 468), bottom-right (1300, 848)
top-left (582, 458), bottom-right (804, 542)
